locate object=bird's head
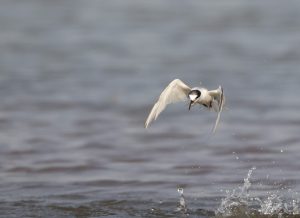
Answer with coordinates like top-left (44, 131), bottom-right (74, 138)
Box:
top-left (188, 90), bottom-right (201, 110)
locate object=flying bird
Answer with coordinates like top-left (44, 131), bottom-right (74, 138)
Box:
top-left (145, 79), bottom-right (224, 132)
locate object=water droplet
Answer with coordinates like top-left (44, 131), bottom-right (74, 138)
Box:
top-left (177, 188), bottom-right (184, 195)
top-left (232, 151), bottom-right (239, 160)
top-left (176, 187), bottom-right (187, 213)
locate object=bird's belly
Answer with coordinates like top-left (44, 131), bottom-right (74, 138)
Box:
top-left (202, 102), bottom-right (212, 108)
top-left (197, 98), bottom-right (212, 108)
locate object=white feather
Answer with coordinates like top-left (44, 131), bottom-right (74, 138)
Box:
top-left (145, 79), bottom-right (191, 128)
top-left (211, 86), bottom-right (224, 133)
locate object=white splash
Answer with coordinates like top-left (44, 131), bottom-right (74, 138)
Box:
top-left (176, 187), bottom-right (188, 214)
top-left (216, 167), bottom-right (300, 217)
top-left (216, 167), bottom-right (256, 217)
top-left (259, 194), bottom-right (287, 215)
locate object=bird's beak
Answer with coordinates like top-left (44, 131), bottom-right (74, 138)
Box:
top-left (189, 101), bottom-right (193, 110)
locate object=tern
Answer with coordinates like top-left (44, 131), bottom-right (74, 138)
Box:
top-left (145, 79), bottom-right (225, 132)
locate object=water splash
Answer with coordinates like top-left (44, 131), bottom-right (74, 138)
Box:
top-left (216, 167), bottom-right (256, 217)
top-left (257, 194), bottom-right (300, 216)
top-left (259, 194), bottom-right (287, 215)
top-left (176, 187), bottom-right (188, 215)
top-left (292, 199), bottom-right (300, 214)
top-left (241, 166), bottom-right (256, 196)
top-left (216, 167), bottom-right (300, 217)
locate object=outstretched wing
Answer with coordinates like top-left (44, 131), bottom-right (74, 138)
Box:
top-left (145, 79), bottom-right (191, 128)
top-left (209, 86), bottom-right (225, 133)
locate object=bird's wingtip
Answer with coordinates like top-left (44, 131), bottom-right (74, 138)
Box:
top-left (212, 126), bottom-right (217, 134)
top-left (144, 121), bottom-right (149, 129)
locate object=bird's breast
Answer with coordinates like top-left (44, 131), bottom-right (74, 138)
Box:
top-left (197, 94), bottom-right (212, 105)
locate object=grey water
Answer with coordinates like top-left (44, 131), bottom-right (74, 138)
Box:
top-left (1, 0), bottom-right (300, 217)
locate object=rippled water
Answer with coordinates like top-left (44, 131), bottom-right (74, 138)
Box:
top-left (1, 0), bottom-right (300, 217)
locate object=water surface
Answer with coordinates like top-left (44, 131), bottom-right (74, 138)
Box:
top-left (0, 0), bottom-right (300, 217)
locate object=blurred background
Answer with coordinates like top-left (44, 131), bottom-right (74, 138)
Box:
top-left (0, 0), bottom-right (300, 217)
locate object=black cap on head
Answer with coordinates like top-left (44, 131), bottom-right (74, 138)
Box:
top-left (188, 90), bottom-right (201, 99)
